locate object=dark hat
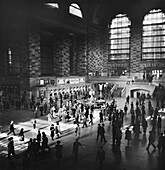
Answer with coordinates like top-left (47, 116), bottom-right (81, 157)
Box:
top-left (57, 140), bottom-right (61, 144)
top-left (8, 137), bottom-right (13, 141)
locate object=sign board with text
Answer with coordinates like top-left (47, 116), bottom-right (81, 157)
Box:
top-left (57, 77), bottom-right (86, 85)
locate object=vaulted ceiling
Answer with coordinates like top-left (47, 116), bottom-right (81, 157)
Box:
top-left (2, 0), bottom-right (165, 28)
top-left (33, 0), bottom-right (165, 24)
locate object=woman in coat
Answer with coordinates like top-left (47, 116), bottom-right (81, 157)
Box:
top-left (50, 124), bottom-right (55, 140)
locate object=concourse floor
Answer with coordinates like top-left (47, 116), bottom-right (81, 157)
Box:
top-left (0, 97), bottom-right (165, 170)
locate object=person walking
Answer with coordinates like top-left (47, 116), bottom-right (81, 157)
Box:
top-left (7, 137), bottom-right (15, 159)
top-left (50, 124), bottom-right (55, 140)
top-left (116, 128), bottom-right (122, 146)
top-left (96, 146), bottom-right (105, 170)
top-left (75, 124), bottom-right (81, 138)
top-left (157, 115), bottom-right (162, 132)
top-left (99, 110), bottom-right (103, 123)
top-left (36, 130), bottom-right (41, 146)
top-left (18, 128), bottom-right (24, 141)
top-left (133, 120), bottom-right (141, 138)
top-left (7, 121), bottom-right (16, 136)
top-left (55, 140), bottom-right (63, 164)
top-left (89, 112), bottom-right (93, 126)
top-left (72, 139), bottom-right (82, 161)
top-left (39, 103), bottom-right (44, 116)
top-left (32, 119), bottom-right (36, 129)
top-left (82, 115), bottom-right (88, 128)
top-left (96, 124), bottom-right (101, 141)
top-left (125, 127), bottom-right (132, 146)
top-left (55, 124), bottom-right (60, 138)
top-left (142, 119), bottom-right (148, 135)
top-left (100, 123), bottom-right (107, 143)
top-left (130, 101), bottom-right (134, 110)
top-left (157, 133), bottom-right (163, 154)
top-left (41, 132), bottom-right (50, 153)
top-left (146, 130), bottom-right (156, 151)
top-left (44, 102), bottom-right (47, 114)
top-left (124, 104), bottom-right (128, 115)
top-left (126, 95), bottom-right (130, 105)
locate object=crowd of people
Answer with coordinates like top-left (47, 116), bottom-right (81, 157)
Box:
top-left (4, 83), bottom-right (165, 169)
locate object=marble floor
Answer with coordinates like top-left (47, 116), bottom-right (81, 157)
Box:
top-left (0, 97), bottom-right (165, 170)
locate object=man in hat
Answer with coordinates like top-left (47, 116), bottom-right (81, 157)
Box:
top-left (7, 137), bottom-right (15, 159)
top-left (55, 140), bottom-right (63, 164)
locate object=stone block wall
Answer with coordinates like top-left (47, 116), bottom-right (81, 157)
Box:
top-left (29, 30), bottom-right (41, 78)
top-left (76, 34), bottom-right (86, 76)
top-left (130, 21), bottom-right (142, 74)
top-left (101, 29), bottom-right (109, 73)
top-left (53, 34), bottom-right (63, 77)
top-left (61, 34), bottom-right (70, 76)
top-left (53, 31), bottom-right (87, 77)
top-left (87, 28), bottom-right (104, 73)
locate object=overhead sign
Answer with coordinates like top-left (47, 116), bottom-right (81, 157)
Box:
top-left (57, 77), bottom-right (85, 85)
top-left (79, 78), bottom-right (85, 83)
top-left (70, 78), bottom-right (79, 84)
top-left (57, 79), bottom-right (65, 85)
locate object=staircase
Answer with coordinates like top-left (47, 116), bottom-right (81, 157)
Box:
top-left (113, 87), bottom-right (124, 97)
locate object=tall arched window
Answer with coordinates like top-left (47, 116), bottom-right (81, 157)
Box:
top-left (142, 9), bottom-right (165, 59)
top-left (109, 14), bottom-right (131, 60)
top-left (69, 3), bottom-right (83, 18)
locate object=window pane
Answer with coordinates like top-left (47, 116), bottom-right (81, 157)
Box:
top-left (109, 14), bottom-right (130, 60)
top-left (142, 9), bottom-right (165, 59)
top-left (69, 3), bottom-right (83, 18)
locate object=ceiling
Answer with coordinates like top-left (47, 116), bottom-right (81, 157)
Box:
top-left (2, 0), bottom-right (165, 26)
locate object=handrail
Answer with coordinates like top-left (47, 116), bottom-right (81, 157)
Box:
top-left (110, 84), bottom-right (118, 94)
top-left (121, 87), bottom-right (126, 97)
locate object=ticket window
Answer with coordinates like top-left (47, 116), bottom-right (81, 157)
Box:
top-left (152, 70), bottom-right (162, 79)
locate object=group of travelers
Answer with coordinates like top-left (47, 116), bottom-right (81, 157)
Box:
top-left (23, 131), bottom-right (50, 161)
top-left (4, 83), bottom-right (165, 170)
top-left (49, 98), bottom-right (95, 128)
top-left (96, 123), bottom-right (107, 143)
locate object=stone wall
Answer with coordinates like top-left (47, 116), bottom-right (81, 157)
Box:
top-left (29, 30), bottom-right (41, 78)
top-left (76, 34), bottom-right (86, 76)
top-left (130, 19), bottom-right (142, 75)
top-left (87, 27), bottom-right (104, 74)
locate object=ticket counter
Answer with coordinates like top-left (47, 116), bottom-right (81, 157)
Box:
top-left (32, 76), bottom-right (93, 109)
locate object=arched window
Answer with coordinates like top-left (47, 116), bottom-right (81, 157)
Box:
top-left (45, 2), bottom-right (59, 8)
top-left (69, 3), bottom-right (83, 18)
top-left (142, 9), bottom-right (165, 59)
top-left (109, 14), bottom-right (131, 60)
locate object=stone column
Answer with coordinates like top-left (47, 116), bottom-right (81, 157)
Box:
top-left (28, 29), bottom-right (41, 87)
top-left (130, 16), bottom-right (143, 78)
